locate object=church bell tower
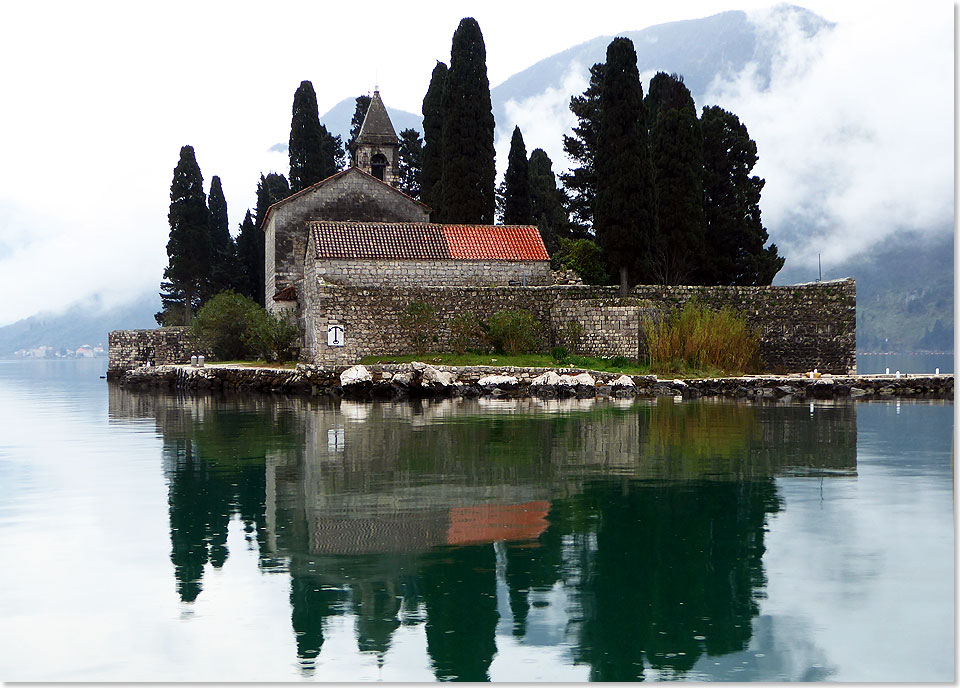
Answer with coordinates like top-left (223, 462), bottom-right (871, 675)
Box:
top-left (355, 90), bottom-right (400, 186)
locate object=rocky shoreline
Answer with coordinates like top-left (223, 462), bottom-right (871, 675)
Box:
top-left (111, 361), bottom-right (954, 401)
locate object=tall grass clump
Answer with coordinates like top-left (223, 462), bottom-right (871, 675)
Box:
top-left (645, 300), bottom-right (759, 374)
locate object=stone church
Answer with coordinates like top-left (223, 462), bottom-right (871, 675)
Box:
top-left (261, 89), bottom-right (552, 361)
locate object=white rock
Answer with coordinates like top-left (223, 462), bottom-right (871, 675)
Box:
top-left (410, 361), bottom-right (427, 372)
top-left (558, 374), bottom-right (578, 386)
top-left (478, 374), bottom-right (518, 388)
top-left (340, 365), bottom-right (372, 386)
top-left (391, 371), bottom-right (415, 387)
top-left (423, 365), bottom-right (455, 387)
top-left (572, 373), bottom-right (595, 386)
top-left (611, 375), bottom-right (636, 388)
top-left (531, 371), bottom-right (563, 387)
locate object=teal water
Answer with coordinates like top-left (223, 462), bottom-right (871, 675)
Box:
top-left (0, 359), bottom-right (953, 682)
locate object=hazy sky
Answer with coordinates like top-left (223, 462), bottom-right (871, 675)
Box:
top-left (0, 1), bottom-right (952, 325)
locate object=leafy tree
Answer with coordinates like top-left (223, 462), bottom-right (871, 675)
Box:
top-left (319, 124), bottom-right (345, 179)
top-left (555, 237), bottom-right (609, 285)
top-left (192, 290), bottom-right (262, 360)
top-left (159, 145), bottom-right (211, 325)
top-left (206, 175), bottom-right (238, 298)
top-left (421, 61), bottom-right (447, 217)
top-left (528, 148), bottom-right (569, 257)
top-left (289, 80), bottom-right (325, 192)
top-left (397, 128), bottom-right (423, 198)
top-left (502, 126), bottom-right (532, 225)
top-left (700, 105), bottom-right (784, 285)
top-left (594, 38), bottom-right (657, 295)
top-left (346, 94), bottom-right (372, 164)
top-left (234, 210), bottom-right (260, 303)
top-left (246, 309), bottom-right (301, 363)
top-left (648, 74), bottom-right (705, 284)
top-left (561, 62), bottom-right (604, 237)
top-left (440, 18), bottom-right (496, 224)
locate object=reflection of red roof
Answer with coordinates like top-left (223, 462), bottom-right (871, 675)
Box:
top-left (446, 501), bottom-right (550, 546)
top-left (309, 222), bottom-right (549, 262)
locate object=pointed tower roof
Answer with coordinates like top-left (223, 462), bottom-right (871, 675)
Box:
top-left (357, 90), bottom-right (398, 146)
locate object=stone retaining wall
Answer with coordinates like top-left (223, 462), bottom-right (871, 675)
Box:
top-left (107, 327), bottom-right (198, 378)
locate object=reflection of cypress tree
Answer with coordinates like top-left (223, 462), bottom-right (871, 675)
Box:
top-left (420, 545), bottom-right (499, 681)
top-left (352, 581), bottom-right (402, 660)
top-left (573, 479), bottom-right (779, 680)
top-left (504, 505), bottom-right (566, 637)
top-left (289, 573), bottom-right (345, 662)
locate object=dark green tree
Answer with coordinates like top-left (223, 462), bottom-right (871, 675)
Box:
top-left (700, 105), bottom-right (784, 285)
top-left (397, 127), bottom-right (423, 198)
top-left (206, 175), bottom-right (238, 298)
top-left (346, 94), bottom-right (372, 164)
top-left (289, 80), bottom-right (325, 192)
top-left (502, 126), bottom-right (532, 225)
top-left (421, 61), bottom-right (448, 218)
top-left (561, 62), bottom-right (604, 237)
top-left (648, 74), bottom-right (705, 285)
top-left (528, 148), bottom-right (569, 257)
top-left (251, 172), bottom-right (290, 306)
top-left (440, 18), bottom-right (496, 224)
top-left (234, 210), bottom-right (260, 302)
top-left (594, 38), bottom-right (657, 295)
top-left (159, 145), bottom-right (211, 325)
top-left (319, 124), bottom-right (345, 179)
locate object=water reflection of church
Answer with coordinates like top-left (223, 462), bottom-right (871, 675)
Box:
top-left (108, 388), bottom-right (857, 681)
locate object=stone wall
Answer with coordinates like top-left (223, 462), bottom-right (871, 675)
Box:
top-left (314, 258), bottom-right (553, 288)
top-left (107, 327), bottom-right (198, 378)
top-left (265, 168), bottom-right (430, 310)
top-left (305, 279), bottom-right (856, 373)
top-left (551, 298), bottom-right (660, 359)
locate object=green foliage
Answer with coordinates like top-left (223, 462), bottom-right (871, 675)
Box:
top-left (398, 300), bottom-right (438, 354)
top-left (558, 319), bottom-right (585, 351)
top-left (561, 62), bottom-right (604, 237)
top-left (161, 145), bottom-right (211, 325)
top-left (550, 345), bottom-right (569, 362)
top-left (191, 291), bottom-right (262, 361)
top-left (644, 300), bottom-right (759, 374)
top-left (556, 238), bottom-right (609, 285)
top-left (502, 126), bottom-right (532, 225)
top-left (246, 309), bottom-right (301, 363)
top-left (319, 123), bottom-right (345, 179)
top-left (648, 73), bottom-right (705, 285)
top-left (485, 309), bottom-right (541, 355)
top-left (234, 210), bottom-right (260, 303)
top-left (440, 18), bottom-right (496, 224)
top-left (289, 81), bottom-right (325, 192)
top-left (595, 38), bottom-right (657, 294)
top-left (397, 128), bottom-right (423, 199)
top-left (528, 148), bottom-right (569, 257)
top-left (450, 312), bottom-right (484, 354)
top-left (346, 94), bottom-right (371, 164)
top-left (206, 175), bottom-right (238, 298)
top-left (421, 61), bottom-right (448, 218)
top-left (700, 105), bottom-right (783, 285)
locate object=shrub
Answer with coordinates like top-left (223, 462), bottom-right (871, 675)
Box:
top-left (485, 309), bottom-right (541, 354)
top-left (247, 310), bottom-right (301, 363)
top-left (450, 312), bottom-right (484, 354)
top-left (645, 299), bottom-right (759, 373)
top-left (558, 320), bottom-right (585, 352)
top-left (398, 300), bottom-right (438, 354)
top-left (609, 355), bottom-right (631, 369)
top-left (556, 237), bottom-right (609, 285)
top-left (550, 345), bottom-right (569, 362)
top-left (191, 291), bottom-right (262, 360)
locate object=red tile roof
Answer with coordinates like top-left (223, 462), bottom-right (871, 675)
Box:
top-left (272, 286), bottom-right (297, 301)
top-left (308, 221), bottom-right (549, 262)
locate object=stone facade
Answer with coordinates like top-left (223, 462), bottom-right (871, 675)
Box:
top-left (304, 278), bottom-right (857, 374)
top-left (263, 167), bottom-right (430, 310)
top-left (107, 327), bottom-right (198, 378)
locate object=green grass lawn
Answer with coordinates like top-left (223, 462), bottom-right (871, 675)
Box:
top-left (358, 352), bottom-right (730, 378)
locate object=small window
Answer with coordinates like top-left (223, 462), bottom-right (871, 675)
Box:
top-left (371, 153), bottom-right (388, 181)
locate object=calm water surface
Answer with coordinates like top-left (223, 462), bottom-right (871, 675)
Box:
top-left (0, 359), bottom-right (953, 682)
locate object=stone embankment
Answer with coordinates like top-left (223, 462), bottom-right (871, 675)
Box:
top-left (113, 362), bottom-right (953, 401)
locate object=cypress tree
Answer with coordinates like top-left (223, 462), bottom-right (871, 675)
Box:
top-left (206, 175), bottom-right (237, 298)
top-left (421, 61), bottom-right (447, 218)
top-left (160, 145), bottom-right (211, 324)
top-left (235, 210), bottom-right (259, 302)
top-left (319, 124), bottom-right (345, 179)
top-left (252, 172), bottom-right (290, 306)
top-left (440, 18), bottom-right (496, 224)
top-left (346, 94), bottom-right (372, 164)
top-left (397, 128), bottom-right (423, 199)
top-left (528, 148), bottom-right (569, 258)
top-left (700, 105), bottom-right (784, 285)
top-left (648, 74), bottom-right (705, 285)
top-left (502, 126), bottom-right (532, 225)
top-left (594, 38), bottom-right (657, 295)
top-left (289, 80), bottom-right (325, 192)
top-left (561, 62), bottom-right (604, 237)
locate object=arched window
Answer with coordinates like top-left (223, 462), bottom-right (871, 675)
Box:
top-left (371, 153), bottom-right (388, 181)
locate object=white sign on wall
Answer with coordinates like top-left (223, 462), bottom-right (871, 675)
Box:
top-left (327, 324), bottom-right (344, 347)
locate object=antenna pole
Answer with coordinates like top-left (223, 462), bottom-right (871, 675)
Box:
top-left (818, 253), bottom-right (822, 281)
